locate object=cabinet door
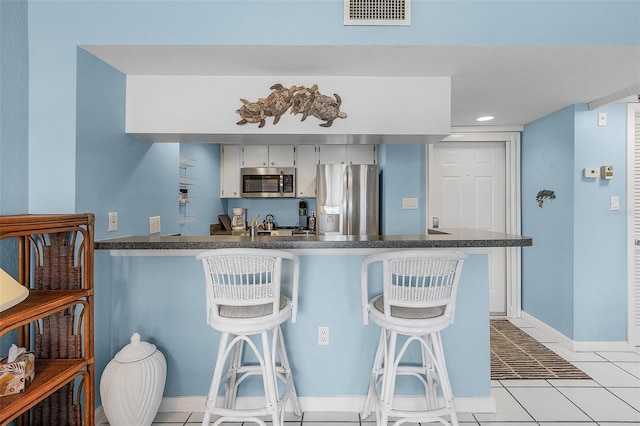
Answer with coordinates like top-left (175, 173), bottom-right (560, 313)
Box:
top-left (296, 145), bottom-right (318, 198)
top-left (242, 145), bottom-right (269, 167)
top-left (221, 145), bottom-right (241, 198)
top-left (347, 145), bottom-right (376, 164)
top-left (318, 145), bottom-right (376, 164)
top-left (268, 145), bottom-right (295, 167)
top-left (318, 145), bottom-right (347, 164)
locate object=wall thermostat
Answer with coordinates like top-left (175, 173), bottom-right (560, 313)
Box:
top-left (600, 165), bottom-right (614, 180)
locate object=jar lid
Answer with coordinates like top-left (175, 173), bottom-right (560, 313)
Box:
top-left (114, 333), bottom-right (157, 363)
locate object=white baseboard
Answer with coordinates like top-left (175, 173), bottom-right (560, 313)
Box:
top-left (98, 395), bottom-right (496, 423)
top-left (137, 395), bottom-right (495, 415)
top-left (521, 311), bottom-right (632, 352)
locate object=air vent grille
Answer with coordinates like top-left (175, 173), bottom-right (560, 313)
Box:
top-left (344, 0), bottom-right (411, 26)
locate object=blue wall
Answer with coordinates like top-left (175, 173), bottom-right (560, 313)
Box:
top-left (0, 0), bottom-right (29, 216)
top-left (521, 105), bottom-right (576, 337)
top-left (76, 49), bottom-right (179, 240)
top-left (0, 0), bottom-right (29, 358)
top-left (179, 143), bottom-right (223, 236)
top-left (379, 144), bottom-right (427, 235)
top-left (1, 0), bottom-right (638, 409)
top-left (572, 104), bottom-right (628, 341)
top-left (105, 252), bottom-right (489, 399)
top-left (22, 0), bottom-right (640, 213)
top-left (521, 103), bottom-right (628, 341)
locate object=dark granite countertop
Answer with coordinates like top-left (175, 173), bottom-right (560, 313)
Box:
top-left (95, 228), bottom-right (532, 250)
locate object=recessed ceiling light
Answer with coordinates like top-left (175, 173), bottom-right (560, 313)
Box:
top-left (476, 115), bottom-right (495, 122)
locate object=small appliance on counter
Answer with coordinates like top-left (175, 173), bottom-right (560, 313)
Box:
top-left (263, 214), bottom-right (277, 230)
top-left (308, 211), bottom-right (316, 232)
top-left (231, 208), bottom-right (246, 231)
top-left (298, 199), bottom-right (308, 229)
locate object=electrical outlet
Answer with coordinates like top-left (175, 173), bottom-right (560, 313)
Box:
top-left (149, 216), bottom-right (161, 234)
top-left (108, 212), bottom-right (118, 232)
top-left (402, 197), bottom-right (418, 209)
top-left (318, 326), bottom-right (329, 346)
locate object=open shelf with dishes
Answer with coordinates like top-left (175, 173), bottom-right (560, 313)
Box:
top-left (179, 157), bottom-right (196, 225)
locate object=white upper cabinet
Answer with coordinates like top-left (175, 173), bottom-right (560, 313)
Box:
top-left (221, 144), bottom-right (376, 198)
top-left (220, 145), bottom-right (241, 198)
top-left (296, 145), bottom-right (319, 198)
top-left (318, 145), bottom-right (346, 164)
top-left (319, 145), bottom-right (376, 164)
top-left (242, 145), bottom-right (295, 168)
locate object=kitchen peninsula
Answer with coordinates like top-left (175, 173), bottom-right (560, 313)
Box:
top-left (96, 228), bottom-right (531, 251)
top-left (95, 230), bottom-right (531, 414)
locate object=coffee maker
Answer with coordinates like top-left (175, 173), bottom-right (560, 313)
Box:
top-left (231, 208), bottom-right (246, 231)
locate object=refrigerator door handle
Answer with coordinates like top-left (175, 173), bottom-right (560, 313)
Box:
top-left (344, 166), bottom-right (350, 235)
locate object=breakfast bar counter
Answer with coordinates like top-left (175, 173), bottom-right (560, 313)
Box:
top-left (93, 230), bottom-right (531, 415)
top-left (95, 228), bottom-right (532, 251)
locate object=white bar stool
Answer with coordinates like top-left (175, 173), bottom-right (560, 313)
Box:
top-left (360, 250), bottom-right (467, 426)
top-left (196, 248), bottom-right (301, 426)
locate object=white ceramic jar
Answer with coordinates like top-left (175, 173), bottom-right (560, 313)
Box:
top-left (100, 333), bottom-right (167, 426)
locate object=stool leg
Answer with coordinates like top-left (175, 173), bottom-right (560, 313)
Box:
top-left (379, 329), bottom-right (398, 426)
top-left (362, 327), bottom-right (386, 420)
top-left (224, 334), bottom-right (244, 410)
top-left (260, 329), bottom-right (281, 426)
top-left (430, 332), bottom-right (458, 426)
top-left (275, 325), bottom-right (301, 417)
top-left (419, 334), bottom-right (438, 409)
top-left (203, 332), bottom-right (231, 426)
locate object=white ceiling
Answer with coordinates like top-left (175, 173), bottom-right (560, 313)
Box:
top-left (84, 45), bottom-right (640, 128)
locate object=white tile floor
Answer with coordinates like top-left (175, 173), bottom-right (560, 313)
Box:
top-left (143, 318), bottom-right (640, 425)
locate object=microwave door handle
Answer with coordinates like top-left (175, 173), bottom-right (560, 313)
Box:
top-left (279, 171), bottom-right (284, 196)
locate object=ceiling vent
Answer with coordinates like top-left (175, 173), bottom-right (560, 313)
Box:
top-left (344, 0), bottom-right (411, 26)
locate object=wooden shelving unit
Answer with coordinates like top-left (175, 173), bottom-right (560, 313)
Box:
top-left (0, 213), bottom-right (95, 426)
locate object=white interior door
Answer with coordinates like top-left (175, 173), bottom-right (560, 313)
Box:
top-left (429, 141), bottom-right (507, 314)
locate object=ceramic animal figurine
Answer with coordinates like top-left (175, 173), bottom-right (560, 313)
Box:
top-left (309, 92), bottom-right (347, 127)
top-left (263, 84), bottom-right (297, 125)
top-left (236, 98), bottom-right (266, 128)
top-left (290, 84), bottom-right (318, 121)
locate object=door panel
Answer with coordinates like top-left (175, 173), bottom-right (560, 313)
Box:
top-left (429, 141), bottom-right (507, 314)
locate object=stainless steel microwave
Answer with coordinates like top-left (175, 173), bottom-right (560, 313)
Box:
top-left (241, 167), bottom-right (296, 198)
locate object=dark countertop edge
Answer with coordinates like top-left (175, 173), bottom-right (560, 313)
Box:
top-left (95, 229), bottom-right (532, 250)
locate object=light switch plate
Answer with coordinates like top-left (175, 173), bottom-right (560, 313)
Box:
top-left (598, 112), bottom-right (607, 127)
top-left (610, 196), bottom-right (620, 211)
top-left (149, 216), bottom-right (161, 234)
top-left (583, 167), bottom-right (598, 178)
top-left (108, 212), bottom-right (118, 232)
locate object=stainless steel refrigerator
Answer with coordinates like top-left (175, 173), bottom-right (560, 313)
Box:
top-left (316, 164), bottom-right (379, 235)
